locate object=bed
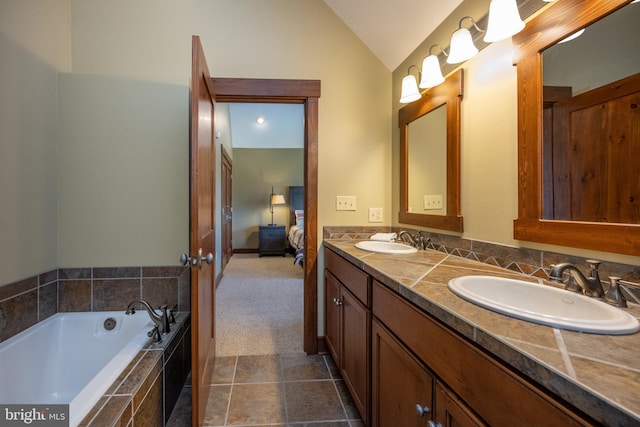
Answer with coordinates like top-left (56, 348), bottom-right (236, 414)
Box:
top-left (288, 186), bottom-right (304, 265)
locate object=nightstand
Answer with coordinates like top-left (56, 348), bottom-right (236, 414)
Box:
top-left (259, 225), bottom-right (286, 257)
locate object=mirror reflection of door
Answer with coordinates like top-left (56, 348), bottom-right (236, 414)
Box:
top-left (221, 146), bottom-right (233, 270)
top-left (542, 3), bottom-right (640, 223)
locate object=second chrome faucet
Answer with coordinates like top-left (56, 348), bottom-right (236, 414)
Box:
top-left (549, 260), bottom-right (627, 307)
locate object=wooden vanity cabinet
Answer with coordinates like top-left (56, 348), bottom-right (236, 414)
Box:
top-left (372, 319), bottom-right (436, 427)
top-left (372, 318), bottom-right (484, 427)
top-left (324, 248), bottom-right (371, 424)
top-left (372, 281), bottom-right (595, 427)
top-left (434, 381), bottom-right (486, 427)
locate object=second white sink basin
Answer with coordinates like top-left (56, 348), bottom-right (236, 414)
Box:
top-left (448, 276), bottom-right (640, 335)
top-left (355, 241), bottom-right (417, 254)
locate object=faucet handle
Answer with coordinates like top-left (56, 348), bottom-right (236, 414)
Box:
top-left (169, 304), bottom-right (177, 324)
top-left (147, 325), bottom-right (162, 343)
top-left (586, 259), bottom-right (602, 279)
top-left (586, 259), bottom-right (601, 270)
top-left (604, 276), bottom-right (627, 308)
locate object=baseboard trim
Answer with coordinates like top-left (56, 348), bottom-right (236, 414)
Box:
top-left (233, 248), bottom-right (258, 254)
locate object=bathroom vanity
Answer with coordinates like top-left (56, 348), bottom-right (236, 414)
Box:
top-left (324, 240), bottom-right (640, 426)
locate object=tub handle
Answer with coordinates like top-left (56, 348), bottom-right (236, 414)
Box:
top-left (168, 304), bottom-right (177, 324)
top-left (147, 325), bottom-right (162, 343)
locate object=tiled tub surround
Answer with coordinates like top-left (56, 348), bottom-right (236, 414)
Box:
top-left (0, 266), bottom-right (191, 426)
top-left (325, 239), bottom-right (640, 426)
top-left (324, 226), bottom-right (640, 301)
top-left (0, 266), bottom-right (190, 342)
top-left (79, 312), bottom-right (191, 426)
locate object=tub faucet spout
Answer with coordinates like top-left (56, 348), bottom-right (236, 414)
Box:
top-left (125, 300), bottom-right (170, 334)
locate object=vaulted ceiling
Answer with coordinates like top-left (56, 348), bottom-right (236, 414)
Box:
top-left (229, 1), bottom-right (465, 147)
top-left (322, 0), bottom-right (463, 71)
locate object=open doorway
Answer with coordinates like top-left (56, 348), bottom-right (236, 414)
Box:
top-left (212, 77), bottom-right (320, 355)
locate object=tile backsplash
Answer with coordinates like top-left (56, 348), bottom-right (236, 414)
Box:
top-left (0, 266), bottom-right (190, 342)
top-left (323, 226), bottom-right (640, 303)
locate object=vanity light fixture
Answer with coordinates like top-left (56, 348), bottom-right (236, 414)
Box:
top-left (447, 17), bottom-right (484, 64)
top-left (419, 45), bottom-right (448, 89)
top-left (483, 0), bottom-right (525, 42)
top-left (399, 65), bottom-right (422, 103)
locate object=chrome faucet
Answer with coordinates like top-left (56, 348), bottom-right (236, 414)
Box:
top-left (125, 299), bottom-right (171, 335)
top-left (397, 230), bottom-right (430, 250)
top-left (549, 260), bottom-right (605, 299)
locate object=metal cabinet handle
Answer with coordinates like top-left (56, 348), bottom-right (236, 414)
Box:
top-left (333, 297), bottom-right (343, 306)
top-left (427, 422), bottom-right (442, 427)
top-left (416, 404), bottom-right (430, 417)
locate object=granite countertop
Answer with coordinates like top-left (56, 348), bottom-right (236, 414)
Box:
top-left (324, 240), bottom-right (640, 427)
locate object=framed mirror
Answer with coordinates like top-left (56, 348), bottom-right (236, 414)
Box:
top-left (513, 0), bottom-right (640, 255)
top-left (399, 69), bottom-right (463, 232)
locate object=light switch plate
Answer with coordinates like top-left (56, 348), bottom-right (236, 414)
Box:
top-left (336, 195), bottom-right (357, 211)
top-left (424, 195), bottom-right (443, 210)
top-left (368, 207), bottom-right (383, 222)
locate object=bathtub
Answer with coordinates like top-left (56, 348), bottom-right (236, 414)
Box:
top-left (0, 311), bottom-right (154, 426)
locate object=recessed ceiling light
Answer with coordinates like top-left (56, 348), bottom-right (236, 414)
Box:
top-left (256, 116), bottom-right (265, 125)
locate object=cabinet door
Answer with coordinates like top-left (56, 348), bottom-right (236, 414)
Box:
top-left (372, 319), bottom-right (434, 427)
top-left (341, 286), bottom-right (370, 423)
top-left (324, 270), bottom-right (341, 364)
top-left (434, 381), bottom-right (486, 427)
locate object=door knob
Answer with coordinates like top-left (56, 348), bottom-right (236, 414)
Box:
top-left (198, 248), bottom-right (213, 268)
top-left (180, 253), bottom-right (195, 266)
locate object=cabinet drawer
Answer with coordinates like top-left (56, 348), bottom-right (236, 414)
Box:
top-left (372, 281), bottom-right (595, 427)
top-left (325, 248), bottom-right (370, 306)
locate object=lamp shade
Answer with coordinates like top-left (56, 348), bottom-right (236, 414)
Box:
top-left (271, 194), bottom-right (286, 205)
top-left (419, 55), bottom-right (445, 89)
top-left (447, 27), bottom-right (479, 64)
top-left (483, 0), bottom-right (525, 43)
top-left (400, 74), bottom-right (421, 103)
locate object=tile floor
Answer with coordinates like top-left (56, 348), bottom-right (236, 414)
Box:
top-left (167, 354), bottom-right (364, 427)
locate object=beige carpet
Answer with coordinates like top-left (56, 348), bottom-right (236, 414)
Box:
top-left (215, 253), bottom-right (304, 356)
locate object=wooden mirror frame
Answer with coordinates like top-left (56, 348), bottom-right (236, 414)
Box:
top-left (399, 69), bottom-right (464, 232)
top-left (512, 0), bottom-right (640, 256)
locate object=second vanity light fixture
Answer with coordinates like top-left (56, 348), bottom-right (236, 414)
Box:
top-left (447, 17), bottom-right (484, 64)
top-left (400, 0), bottom-right (525, 103)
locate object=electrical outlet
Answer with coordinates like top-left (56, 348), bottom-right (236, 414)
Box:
top-left (424, 195), bottom-right (443, 210)
top-left (368, 207), bottom-right (383, 222)
top-left (336, 195), bottom-right (357, 211)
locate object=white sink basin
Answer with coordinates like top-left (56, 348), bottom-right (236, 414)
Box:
top-left (448, 276), bottom-right (640, 335)
top-left (355, 241), bottom-right (417, 254)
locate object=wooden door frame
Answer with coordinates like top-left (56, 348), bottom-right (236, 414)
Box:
top-left (211, 77), bottom-right (320, 354)
top-left (220, 145), bottom-right (233, 272)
